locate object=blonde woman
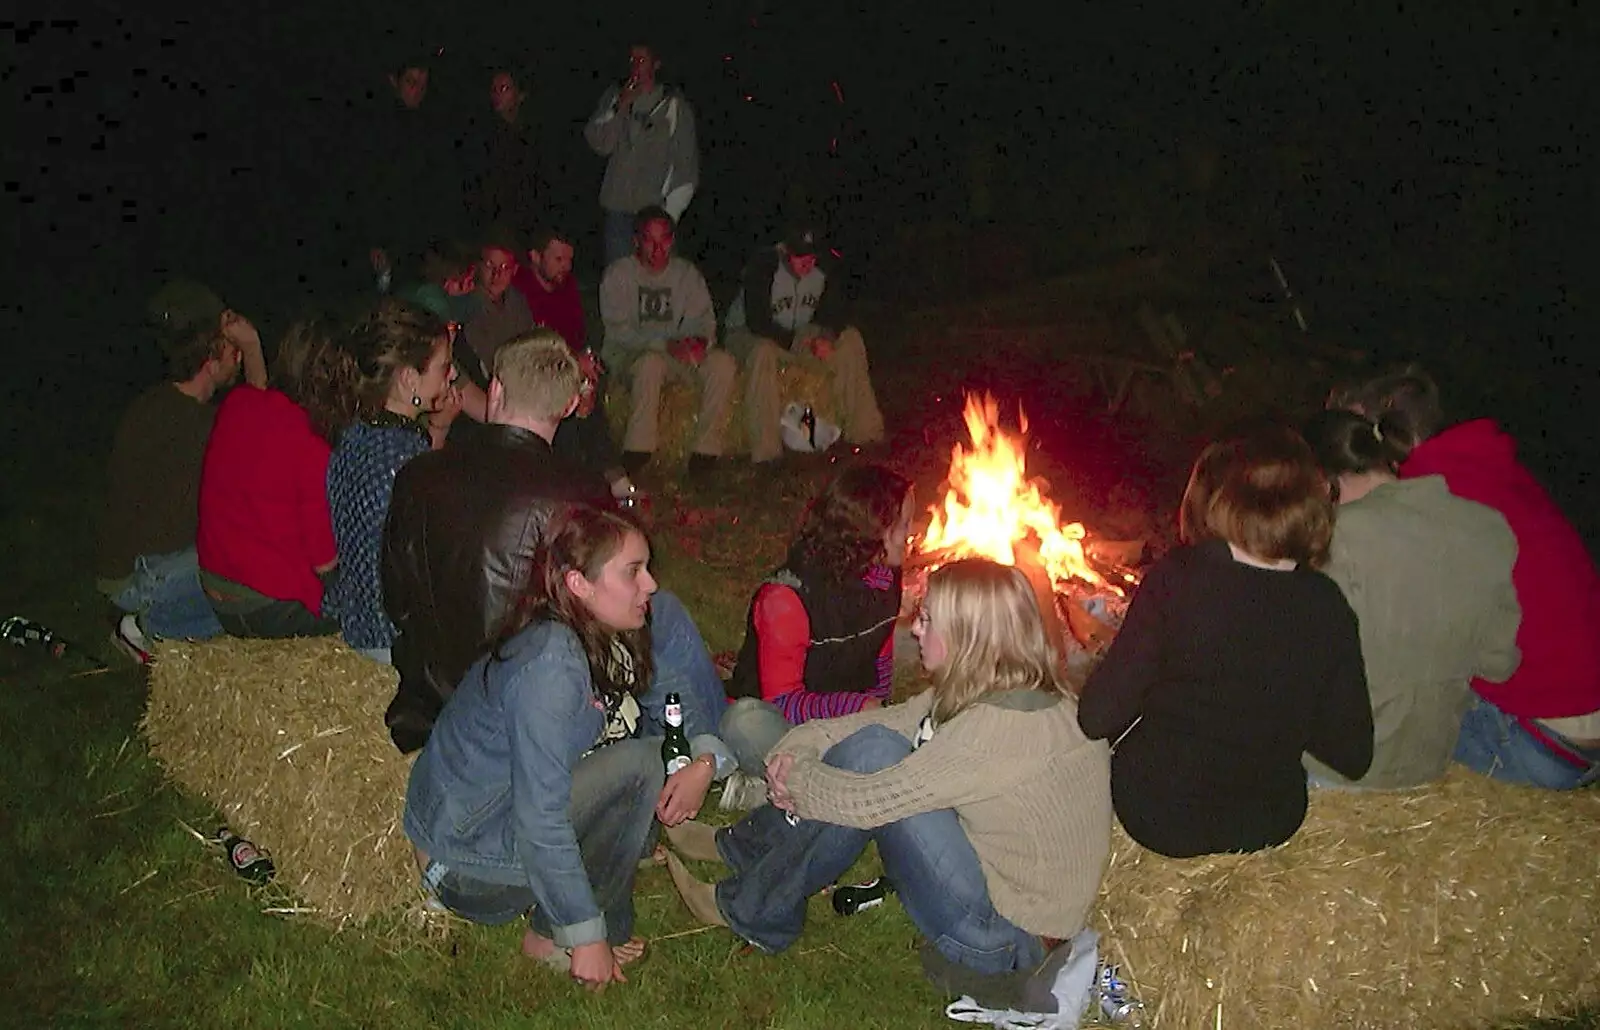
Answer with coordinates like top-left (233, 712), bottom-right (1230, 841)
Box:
top-left (665, 558), bottom-right (1112, 1008)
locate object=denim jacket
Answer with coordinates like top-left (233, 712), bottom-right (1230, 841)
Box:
top-left (404, 621), bottom-right (623, 948)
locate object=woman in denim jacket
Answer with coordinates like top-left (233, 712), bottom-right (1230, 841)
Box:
top-left (405, 505), bottom-right (681, 989)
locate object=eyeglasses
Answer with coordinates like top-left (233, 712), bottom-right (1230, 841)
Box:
top-left (483, 261), bottom-right (516, 276)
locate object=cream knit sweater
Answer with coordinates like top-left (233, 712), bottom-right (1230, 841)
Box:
top-left (777, 688), bottom-right (1112, 939)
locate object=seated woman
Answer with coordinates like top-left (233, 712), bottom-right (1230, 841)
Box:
top-left (720, 464), bottom-right (914, 778)
top-left (404, 506), bottom-right (673, 988)
top-left (1332, 365), bottom-right (1600, 789)
top-left (325, 299), bottom-right (459, 663)
top-left (664, 558), bottom-right (1112, 1011)
top-left (196, 320), bottom-right (348, 638)
top-left (1077, 423), bottom-right (1374, 858)
top-left (1304, 409), bottom-right (1521, 789)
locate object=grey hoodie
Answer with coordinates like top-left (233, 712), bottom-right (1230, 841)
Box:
top-left (584, 83), bottom-right (699, 218)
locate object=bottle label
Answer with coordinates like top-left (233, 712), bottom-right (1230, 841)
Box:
top-left (665, 754), bottom-right (692, 775)
top-left (851, 895), bottom-right (885, 913)
top-left (230, 840), bottom-right (260, 869)
top-left (664, 702), bottom-right (683, 726)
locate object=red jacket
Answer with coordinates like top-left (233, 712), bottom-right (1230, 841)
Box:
top-left (1401, 419), bottom-right (1600, 718)
top-left (512, 269), bottom-right (586, 352)
top-left (197, 387), bottom-right (337, 615)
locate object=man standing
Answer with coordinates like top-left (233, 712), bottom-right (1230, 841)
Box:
top-left (466, 68), bottom-right (545, 234)
top-left (381, 331), bottom-right (734, 808)
top-left (514, 228), bottom-right (634, 499)
top-left (725, 225), bottom-right (886, 464)
top-left (599, 208), bottom-right (735, 477)
top-left (101, 280), bottom-right (266, 661)
top-left (584, 42), bottom-right (699, 266)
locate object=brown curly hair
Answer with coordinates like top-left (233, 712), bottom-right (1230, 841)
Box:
top-left (271, 318), bottom-right (357, 445)
top-left (344, 298), bottom-right (447, 419)
top-left (788, 464), bottom-right (913, 585)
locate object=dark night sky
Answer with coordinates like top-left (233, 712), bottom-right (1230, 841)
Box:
top-left (5, 3), bottom-right (1595, 426)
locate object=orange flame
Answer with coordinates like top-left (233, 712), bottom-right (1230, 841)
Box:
top-left (920, 392), bottom-right (1119, 595)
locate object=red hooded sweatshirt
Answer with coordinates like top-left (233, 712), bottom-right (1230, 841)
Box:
top-left (1400, 419), bottom-right (1600, 718)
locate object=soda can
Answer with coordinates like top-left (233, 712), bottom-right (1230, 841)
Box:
top-left (1097, 962), bottom-right (1147, 1026)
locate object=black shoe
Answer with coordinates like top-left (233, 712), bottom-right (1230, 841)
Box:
top-left (686, 453), bottom-right (722, 477)
top-left (621, 451), bottom-right (652, 476)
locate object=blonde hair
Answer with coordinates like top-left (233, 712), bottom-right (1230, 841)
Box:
top-left (492, 329), bottom-right (582, 420)
top-left (924, 558), bottom-right (1069, 724)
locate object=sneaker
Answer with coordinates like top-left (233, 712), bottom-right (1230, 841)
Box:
top-left (113, 613), bottom-right (152, 665)
top-left (717, 769), bottom-right (768, 811)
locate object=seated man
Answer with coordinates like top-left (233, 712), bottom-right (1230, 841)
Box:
top-left (724, 224), bottom-right (885, 464)
top-left (514, 226), bottom-right (635, 501)
top-left (100, 279), bottom-right (267, 662)
top-left (599, 207), bottom-right (736, 476)
top-left (382, 330), bottom-right (735, 799)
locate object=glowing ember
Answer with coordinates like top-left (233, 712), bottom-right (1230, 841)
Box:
top-left (919, 392), bottom-right (1120, 596)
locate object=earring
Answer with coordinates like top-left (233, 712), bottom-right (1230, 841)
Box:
top-left (411, 395), bottom-right (422, 407)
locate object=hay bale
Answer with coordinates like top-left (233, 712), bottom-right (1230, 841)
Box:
top-left (1094, 768), bottom-right (1600, 1028)
top-left (143, 636), bottom-right (420, 928)
top-left (606, 360), bottom-right (836, 466)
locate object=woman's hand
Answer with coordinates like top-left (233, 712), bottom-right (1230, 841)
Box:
top-left (568, 940), bottom-right (625, 990)
top-left (765, 753), bottom-right (797, 814)
top-left (656, 755), bottom-right (714, 826)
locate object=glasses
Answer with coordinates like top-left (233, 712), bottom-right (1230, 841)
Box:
top-left (483, 261), bottom-right (516, 276)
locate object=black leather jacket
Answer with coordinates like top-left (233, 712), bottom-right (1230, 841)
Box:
top-left (380, 423), bottom-right (609, 753)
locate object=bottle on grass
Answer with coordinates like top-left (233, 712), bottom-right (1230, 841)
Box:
top-left (216, 827), bottom-right (275, 886)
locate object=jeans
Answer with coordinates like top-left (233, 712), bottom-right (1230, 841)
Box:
top-left (1454, 698), bottom-right (1600, 790)
top-left (714, 725), bottom-right (1045, 975)
top-left (423, 737), bottom-right (663, 945)
top-left (109, 547), bottom-right (223, 641)
top-left (603, 209), bottom-right (636, 268)
top-left (720, 697), bottom-right (793, 776)
top-left (637, 591), bottom-right (731, 758)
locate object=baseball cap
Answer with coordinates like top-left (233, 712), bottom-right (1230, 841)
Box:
top-left (147, 279), bottom-right (227, 342)
top-left (783, 225), bottom-right (821, 257)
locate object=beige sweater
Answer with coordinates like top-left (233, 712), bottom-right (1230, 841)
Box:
top-left (777, 688), bottom-right (1112, 939)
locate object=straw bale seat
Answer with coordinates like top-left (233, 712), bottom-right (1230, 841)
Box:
top-left (1092, 769), bottom-right (1600, 1028)
top-left (605, 359), bottom-right (836, 467)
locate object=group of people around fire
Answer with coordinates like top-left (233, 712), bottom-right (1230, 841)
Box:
top-left (94, 38), bottom-right (1600, 1024)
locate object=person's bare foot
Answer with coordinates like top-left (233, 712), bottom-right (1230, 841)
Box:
top-left (612, 936), bottom-right (648, 966)
top-left (637, 842), bottom-right (668, 870)
top-left (521, 929), bottom-right (570, 970)
top-left (664, 851), bottom-right (728, 927)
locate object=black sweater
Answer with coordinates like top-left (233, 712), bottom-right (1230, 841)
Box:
top-left (1078, 540), bottom-right (1373, 858)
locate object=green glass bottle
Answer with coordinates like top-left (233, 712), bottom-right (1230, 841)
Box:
top-left (661, 692), bottom-right (693, 774)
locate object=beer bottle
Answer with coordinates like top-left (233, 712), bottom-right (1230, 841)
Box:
top-left (661, 692), bottom-right (693, 775)
top-left (832, 876), bottom-right (895, 915)
top-left (216, 827), bottom-right (275, 886)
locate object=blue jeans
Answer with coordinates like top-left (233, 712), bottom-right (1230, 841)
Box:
top-left (109, 547), bottom-right (222, 641)
top-left (603, 209), bottom-right (636, 268)
top-left (637, 591), bottom-right (730, 752)
top-left (713, 725), bottom-right (1045, 975)
top-left (1454, 698), bottom-right (1600, 790)
top-left (422, 737), bottom-right (662, 945)
top-left (720, 697), bottom-right (793, 776)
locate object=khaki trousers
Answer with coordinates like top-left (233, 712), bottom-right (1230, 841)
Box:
top-left (733, 326), bottom-right (886, 464)
top-left (622, 349), bottom-right (738, 456)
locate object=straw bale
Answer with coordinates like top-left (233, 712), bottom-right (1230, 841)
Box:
top-left (605, 360), bottom-right (836, 465)
top-left (1093, 768), bottom-right (1600, 1029)
top-left (143, 636), bottom-right (423, 929)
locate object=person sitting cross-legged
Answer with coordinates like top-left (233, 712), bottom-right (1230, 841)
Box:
top-left (664, 559), bottom-right (1112, 1014)
top-left (405, 505), bottom-right (670, 986)
top-left (725, 224), bottom-right (885, 464)
top-left (100, 279), bottom-right (267, 661)
top-left (598, 206), bottom-right (735, 477)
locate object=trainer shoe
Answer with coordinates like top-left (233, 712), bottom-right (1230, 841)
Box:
top-left (113, 613), bottom-right (153, 665)
top-left (717, 769), bottom-right (768, 811)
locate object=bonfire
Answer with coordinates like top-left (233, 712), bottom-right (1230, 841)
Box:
top-left (910, 392), bottom-right (1141, 664)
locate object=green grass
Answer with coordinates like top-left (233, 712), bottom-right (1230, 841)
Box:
top-left (2, 299), bottom-right (1595, 1029)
